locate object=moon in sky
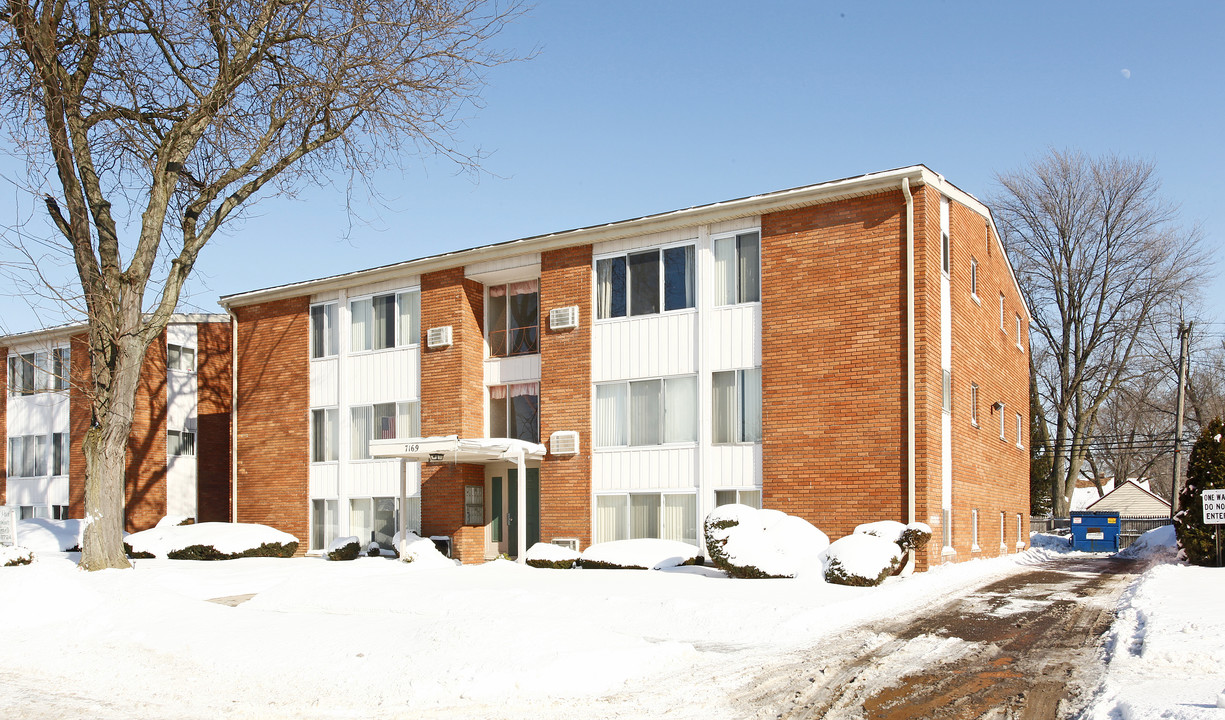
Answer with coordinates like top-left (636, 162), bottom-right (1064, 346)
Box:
top-left (1121, 69), bottom-right (1131, 79)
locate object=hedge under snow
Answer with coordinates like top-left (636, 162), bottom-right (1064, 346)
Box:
top-left (125, 522), bottom-right (299, 559)
top-left (578, 539), bottom-right (699, 570)
top-left (704, 504), bottom-right (829, 578)
top-left (524, 542), bottom-right (581, 569)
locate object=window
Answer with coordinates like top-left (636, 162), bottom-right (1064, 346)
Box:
top-left (941, 232), bottom-right (950, 275)
top-left (942, 369), bottom-right (952, 414)
top-left (7, 351), bottom-right (58, 395)
top-left (350, 290), bottom-right (419, 352)
top-left (167, 344), bottom-right (196, 372)
top-left (595, 244), bottom-right (695, 319)
top-left (942, 508), bottom-right (952, 550)
top-left (714, 489), bottom-right (762, 509)
top-left (714, 231), bottom-right (761, 305)
top-left (349, 497), bottom-right (398, 549)
top-left (489, 383), bottom-right (539, 443)
top-left (1016, 513), bottom-right (1024, 547)
top-left (1015, 412), bottom-right (1023, 448)
top-left (594, 376), bottom-right (698, 447)
top-left (52, 432), bottom-right (68, 475)
top-left (971, 508), bottom-right (980, 551)
top-left (1000, 512), bottom-right (1006, 551)
top-left (168, 429), bottom-right (196, 457)
top-left (52, 348), bottom-right (69, 390)
top-left (351, 401), bottom-right (419, 460)
top-left (311, 498), bottom-right (338, 550)
top-left (970, 383), bottom-right (979, 426)
top-left (712, 368), bottom-right (762, 443)
top-left (310, 303), bottom-right (339, 359)
top-left (1015, 313), bottom-right (1024, 348)
top-left (7, 435), bottom-right (47, 477)
top-left (970, 257), bottom-right (978, 297)
top-left (999, 293), bottom-right (1005, 330)
top-left (595, 492), bottom-right (697, 545)
top-left (999, 406), bottom-right (1006, 440)
top-left (311, 408), bottom-right (339, 462)
top-left (488, 281), bottom-right (539, 357)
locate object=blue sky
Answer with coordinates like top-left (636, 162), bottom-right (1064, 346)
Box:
top-left (2, 1), bottom-right (1223, 336)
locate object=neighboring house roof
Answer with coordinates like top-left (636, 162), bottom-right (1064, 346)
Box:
top-left (1085, 479), bottom-right (1171, 515)
top-left (219, 165), bottom-right (1029, 317)
top-left (0, 314), bottom-right (229, 347)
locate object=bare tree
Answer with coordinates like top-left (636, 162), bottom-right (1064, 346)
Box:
top-left (0, 0), bottom-right (524, 570)
top-left (994, 150), bottom-right (1209, 517)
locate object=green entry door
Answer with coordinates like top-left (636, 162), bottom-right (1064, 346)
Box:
top-left (507, 468), bottom-right (540, 558)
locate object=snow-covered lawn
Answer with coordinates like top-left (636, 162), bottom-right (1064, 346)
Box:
top-left (0, 526), bottom-right (1220, 719)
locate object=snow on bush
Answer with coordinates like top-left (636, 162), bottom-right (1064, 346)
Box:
top-left (822, 533), bottom-right (902, 587)
top-left (1, 545), bottom-right (34, 566)
top-left (703, 504), bottom-right (828, 579)
top-left (579, 539), bottom-right (699, 570)
top-left (155, 515), bottom-right (194, 528)
top-left (1118, 524), bottom-right (1178, 562)
top-left (16, 519), bottom-right (87, 552)
top-left (392, 531), bottom-right (457, 568)
top-left (326, 536), bottom-right (361, 561)
top-left (1028, 532), bottom-right (1074, 553)
top-left (854, 520), bottom-right (932, 552)
top-left (126, 522), bottom-right (299, 560)
top-left (525, 542), bottom-right (580, 569)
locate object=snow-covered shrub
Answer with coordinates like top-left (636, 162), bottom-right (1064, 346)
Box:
top-left (124, 542), bottom-right (155, 559)
top-left (854, 520), bottom-right (933, 553)
top-left (126, 522), bottom-right (298, 560)
top-left (155, 515), bottom-right (195, 528)
top-left (703, 504), bottom-right (828, 579)
top-left (823, 534), bottom-right (903, 587)
top-left (2, 545), bottom-right (34, 566)
top-left (1174, 417), bottom-right (1225, 566)
top-left (365, 542), bottom-right (382, 557)
top-left (525, 542), bottom-right (580, 569)
top-left (579, 539), bottom-right (700, 570)
top-left (326, 536), bottom-right (361, 561)
top-left (393, 531), bottom-right (456, 568)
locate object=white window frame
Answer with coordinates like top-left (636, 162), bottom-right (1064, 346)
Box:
top-left (486, 281), bottom-right (540, 358)
top-left (593, 374), bottom-right (699, 448)
top-left (711, 368), bottom-right (762, 445)
top-left (969, 257), bottom-right (978, 299)
top-left (7, 435), bottom-right (47, 478)
top-left (7, 349), bottom-right (65, 395)
top-left (349, 401), bottom-right (419, 460)
top-left (168, 429), bottom-right (196, 457)
top-left (310, 302), bottom-right (339, 359)
top-left (52, 432), bottom-right (69, 476)
top-left (594, 491), bottom-right (698, 546)
top-left (167, 343), bottom-right (196, 372)
top-left (999, 293), bottom-right (1005, 331)
top-left (1016, 412), bottom-right (1024, 449)
top-left (1016, 313), bottom-right (1024, 350)
top-left (712, 229), bottom-right (761, 307)
top-left (348, 288), bottom-right (420, 354)
top-left (971, 508), bottom-right (980, 552)
top-left (970, 383), bottom-right (979, 427)
top-left (942, 369), bottom-right (952, 414)
top-left (593, 240), bottom-right (698, 321)
top-left (1016, 513), bottom-right (1025, 549)
top-left (488, 382), bottom-right (540, 444)
top-left (310, 407), bottom-right (339, 463)
top-left (941, 231), bottom-right (950, 276)
top-left (714, 488), bottom-right (762, 509)
top-left (1000, 511), bottom-right (1008, 553)
top-left (999, 405), bottom-right (1007, 441)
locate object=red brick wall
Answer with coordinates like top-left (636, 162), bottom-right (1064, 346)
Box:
top-left (234, 297), bottom-right (310, 548)
top-left (419, 268), bottom-right (486, 562)
top-left (539, 245), bottom-right (593, 549)
top-left (196, 321), bottom-right (232, 522)
top-left (68, 334), bottom-right (90, 518)
top-left (0, 347), bottom-right (6, 506)
top-left (125, 331), bottom-right (168, 532)
top-left (761, 190), bottom-right (909, 542)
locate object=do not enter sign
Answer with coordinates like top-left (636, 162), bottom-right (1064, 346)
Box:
top-left (1203, 489), bottom-right (1225, 525)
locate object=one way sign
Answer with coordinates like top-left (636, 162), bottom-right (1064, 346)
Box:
top-left (1203, 489), bottom-right (1225, 525)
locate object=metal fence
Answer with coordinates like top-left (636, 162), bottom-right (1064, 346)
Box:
top-left (1031, 515), bottom-right (1170, 548)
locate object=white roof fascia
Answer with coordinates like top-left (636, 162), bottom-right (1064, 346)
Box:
top-left (221, 166), bottom-right (931, 309)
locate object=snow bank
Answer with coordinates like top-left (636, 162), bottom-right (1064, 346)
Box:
top-left (1117, 524), bottom-right (1176, 561)
top-left (16, 518), bottom-right (86, 552)
top-left (1, 545), bottom-right (34, 566)
top-left (580, 539), bottom-right (699, 570)
top-left (823, 533), bottom-right (903, 586)
top-left (704, 504), bottom-right (828, 578)
top-left (1028, 532), bottom-right (1073, 552)
top-left (525, 541), bottom-right (580, 569)
top-left (393, 531), bottom-right (457, 568)
top-left (126, 522), bottom-right (298, 559)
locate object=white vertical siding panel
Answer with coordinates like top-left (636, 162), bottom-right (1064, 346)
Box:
top-left (592, 447), bottom-right (697, 492)
top-left (310, 359), bottom-right (339, 407)
top-left (165, 323), bottom-right (196, 348)
top-left (166, 370), bottom-right (197, 430)
top-left (483, 355), bottom-right (541, 386)
top-left (706, 305), bottom-right (760, 371)
top-left (6, 393), bottom-right (70, 436)
top-left (705, 445), bottom-right (762, 488)
top-left (166, 456), bottom-right (197, 517)
top-left (591, 313), bottom-right (697, 382)
top-left (346, 349), bottom-right (419, 405)
top-left (5, 476), bottom-right (70, 506)
top-left (309, 464), bottom-right (340, 497)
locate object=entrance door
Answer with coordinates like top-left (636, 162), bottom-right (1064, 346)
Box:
top-left (486, 468), bottom-right (539, 558)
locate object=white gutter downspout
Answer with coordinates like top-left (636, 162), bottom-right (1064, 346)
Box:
top-left (902, 178), bottom-right (917, 573)
top-left (227, 308), bottom-right (239, 523)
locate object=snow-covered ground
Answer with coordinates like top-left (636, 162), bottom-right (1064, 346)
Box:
top-left (0, 526), bottom-right (1221, 719)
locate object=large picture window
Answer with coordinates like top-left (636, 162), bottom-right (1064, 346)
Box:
top-left (489, 383), bottom-right (539, 443)
top-left (596, 244), bottom-right (695, 320)
top-left (594, 375), bottom-right (697, 447)
top-left (311, 408), bottom-right (339, 462)
top-left (167, 344), bottom-right (196, 372)
top-left (7, 435), bottom-right (47, 478)
top-left (713, 231), bottom-right (760, 306)
top-left (711, 368), bottom-right (762, 444)
top-left (8, 349), bottom-right (66, 395)
top-left (350, 401), bottom-right (420, 460)
top-left (488, 281), bottom-right (539, 357)
top-left (350, 290), bottom-right (419, 352)
top-left (310, 303), bottom-right (339, 359)
top-left (596, 492), bottom-right (697, 545)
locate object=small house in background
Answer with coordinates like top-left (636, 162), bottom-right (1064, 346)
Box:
top-left (1086, 479), bottom-right (1170, 516)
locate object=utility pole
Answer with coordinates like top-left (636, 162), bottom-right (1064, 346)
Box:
top-left (1171, 321), bottom-right (1192, 522)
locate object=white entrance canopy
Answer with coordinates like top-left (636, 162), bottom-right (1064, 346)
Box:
top-left (369, 435), bottom-right (548, 561)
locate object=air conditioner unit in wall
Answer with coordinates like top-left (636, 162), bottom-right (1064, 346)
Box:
top-left (549, 306), bottom-right (579, 330)
top-left (550, 430), bottom-right (579, 455)
top-left (551, 538), bottom-right (579, 552)
top-left (426, 326), bottom-right (453, 348)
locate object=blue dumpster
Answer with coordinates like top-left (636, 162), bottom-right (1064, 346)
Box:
top-left (1069, 511), bottom-right (1120, 552)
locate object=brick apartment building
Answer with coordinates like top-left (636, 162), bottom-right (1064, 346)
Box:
top-left (1, 315), bottom-right (232, 531)
top-left (219, 166), bottom-right (1031, 570)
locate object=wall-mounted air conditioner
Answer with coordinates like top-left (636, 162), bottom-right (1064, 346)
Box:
top-left (549, 306), bottom-right (579, 330)
top-left (426, 326), bottom-right (453, 348)
top-left (550, 430), bottom-right (579, 455)
top-left (551, 538), bottom-right (579, 552)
